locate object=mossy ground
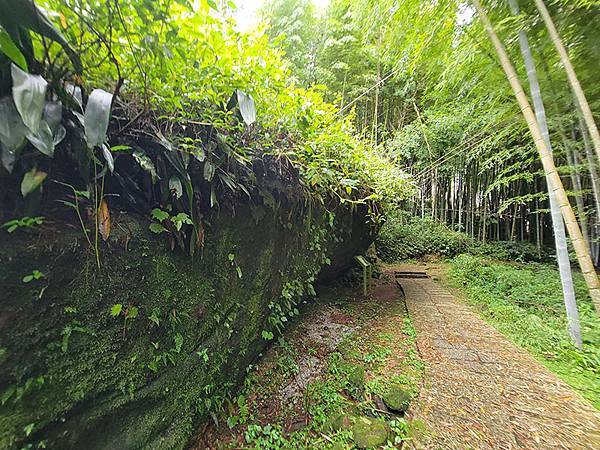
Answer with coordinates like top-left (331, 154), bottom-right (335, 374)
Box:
top-left (196, 270), bottom-right (426, 449)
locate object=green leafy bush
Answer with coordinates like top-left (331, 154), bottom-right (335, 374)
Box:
top-left (377, 211), bottom-right (556, 263)
top-left (376, 211), bottom-right (470, 261)
top-left (0, 0), bottom-right (412, 227)
top-left (468, 240), bottom-right (554, 263)
top-left (448, 254), bottom-right (600, 409)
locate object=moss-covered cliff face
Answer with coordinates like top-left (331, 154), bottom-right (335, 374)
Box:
top-left (0, 202), bottom-right (372, 449)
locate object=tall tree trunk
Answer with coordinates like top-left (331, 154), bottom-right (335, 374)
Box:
top-left (472, 0), bottom-right (600, 315)
top-left (533, 0), bottom-right (600, 161)
top-left (579, 119), bottom-right (600, 265)
top-left (563, 132), bottom-right (589, 245)
top-left (509, 0), bottom-right (582, 346)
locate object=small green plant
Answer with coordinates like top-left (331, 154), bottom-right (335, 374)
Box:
top-left (226, 394), bottom-right (250, 429)
top-left (363, 345), bottom-right (391, 366)
top-left (227, 253), bottom-right (243, 279)
top-left (244, 423), bottom-right (289, 449)
top-left (196, 348), bottom-right (210, 363)
top-left (1, 216), bottom-right (44, 232)
top-left (61, 321), bottom-right (95, 353)
top-left (110, 303), bottom-right (139, 338)
top-left (148, 308), bottom-right (161, 326)
top-left (22, 270), bottom-right (44, 283)
top-left (149, 208), bottom-right (192, 234)
top-left (261, 330), bottom-right (274, 340)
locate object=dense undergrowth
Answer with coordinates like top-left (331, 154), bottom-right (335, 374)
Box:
top-left (447, 255), bottom-right (600, 409)
top-left (377, 210), bottom-right (553, 263)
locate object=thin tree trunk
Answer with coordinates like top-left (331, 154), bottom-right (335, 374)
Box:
top-left (533, 0), bottom-right (600, 161)
top-left (472, 0), bottom-right (600, 316)
top-left (509, 0), bottom-right (582, 347)
top-left (564, 134), bottom-right (589, 244)
top-left (580, 120), bottom-right (600, 265)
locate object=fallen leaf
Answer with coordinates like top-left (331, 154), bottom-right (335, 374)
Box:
top-left (98, 199), bottom-right (110, 241)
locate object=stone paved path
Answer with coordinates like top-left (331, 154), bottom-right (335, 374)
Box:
top-left (396, 264), bottom-right (600, 449)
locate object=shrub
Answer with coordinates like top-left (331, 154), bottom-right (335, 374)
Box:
top-left (376, 211), bottom-right (470, 261)
top-left (468, 240), bottom-right (554, 263)
top-left (377, 211), bottom-right (556, 263)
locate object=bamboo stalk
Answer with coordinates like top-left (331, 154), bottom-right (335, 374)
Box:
top-left (509, 0), bottom-right (582, 347)
top-left (533, 0), bottom-right (600, 162)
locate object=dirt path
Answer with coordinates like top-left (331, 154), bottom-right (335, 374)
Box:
top-left (397, 263), bottom-right (600, 449)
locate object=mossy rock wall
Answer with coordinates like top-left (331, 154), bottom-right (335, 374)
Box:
top-left (0, 202), bottom-right (372, 449)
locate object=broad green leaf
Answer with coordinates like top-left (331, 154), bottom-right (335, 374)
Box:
top-left (110, 303), bottom-right (122, 317)
top-left (172, 212), bottom-right (192, 231)
top-left (169, 176), bottom-right (183, 199)
top-left (21, 168), bottom-right (47, 197)
top-left (149, 223), bottom-right (167, 234)
top-left (11, 64), bottom-right (47, 133)
top-left (236, 90), bottom-right (256, 125)
top-left (151, 208), bottom-right (170, 221)
top-left (53, 125), bottom-right (66, 145)
top-left (65, 83), bottom-right (83, 111)
top-left (204, 161), bottom-right (215, 181)
top-left (25, 119), bottom-right (54, 157)
top-left (43, 101), bottom-right (62, 134)
top-left (84, 89), bottom-right (113, 148)
top-left (0, 96), bottom-right (27, 172)
top-left (133, 150), bottom-right (159, 182)
top-left (0, 27), bottom-right (27, 70)
top-left (101, 144), bottom-right (114, 172)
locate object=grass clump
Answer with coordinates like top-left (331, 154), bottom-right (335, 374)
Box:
top-left (447, 254), bottom-right (600, 409)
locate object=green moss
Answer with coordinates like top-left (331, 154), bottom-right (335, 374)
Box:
top-left (352, 416), bottom-right (389, 448)
top-left (382, 384), bottom-right (412, 413)
top-left (0, 202), bottom-right (349, 450)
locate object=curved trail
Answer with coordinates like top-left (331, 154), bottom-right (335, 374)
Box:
top-left (395, 264), bottom-right (600, 449)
